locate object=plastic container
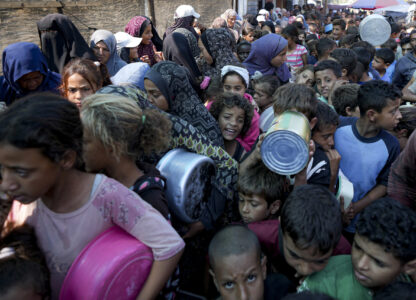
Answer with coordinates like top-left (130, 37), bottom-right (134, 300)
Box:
top-left (261, 111), bottom-right (311, 175)
top-left (359, 14), bottom-right (391, 46)
top-left (156, 148), bottom-right (215, 223)
top-left (60, 226), bottom-right (153, 300)
top-left (336, 170), bottom-right (354, 210)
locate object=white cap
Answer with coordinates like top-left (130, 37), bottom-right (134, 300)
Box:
top-left (258, 9), bottom-right (269, 16)
top-left (257, 15), bottom-right (266, 22)
top-left (114, 32), bottom-right (142, 49)
top-left (174, 5), bottom-right (200, 19)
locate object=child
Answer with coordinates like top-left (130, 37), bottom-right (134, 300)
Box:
top-left (339, 34), bottom-right (358, 49)
top-left (352, 46), bottom-right (374, 83)
top-left (312, 101), bottom-right (340, 192)
top-left (209, 93), bottom-right (254, 161)
top-left (0, 94), bottom-right (184, 299)
top-left (248, 185), bottom-right (350, 284)
top-left (295, 65), bottom-right (315, 87)
top-left (332, 19), bottom-right (346, 43)
top-left (372, 48), bottom-right (395, 83)
top-left (334, 80), bottom-right (402, 240)
top-left (237, 41), bottom-right (251, 63)
top-left (282, 25), bottom-right (308, 79)
top-left (298, 197), bottom-right (416, 299)
top-left (80, 94), bottom-right (171, 219)
top-left (316, 38), bottom-right (337, 62)
top-left (314, 60), bottom-right (343, 104)
top-left (208, 225), bottom-right (295, 300)
top-left (329, 48), bottom-right (357, 80)
top-left (390, 105), bottom-right (416, 151)
top-left (0, 225), bottom-right (50, 299)
top-left (238, 162), bottom-right (287, 223)
top-left (306, 39), bottom-right (318, 65)
top-left (374, 282), bottom-right (416, 300)
top-left (252, 75), bottom-right (280, 132)
top-left (331, 84), bottom-right (361, 117)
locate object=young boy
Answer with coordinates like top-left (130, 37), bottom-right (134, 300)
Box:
top-left (334, 80), bottom-right (402, 240)
top-left (372, 48), bottom-right (395, 83)
top-left (208, 225), bottom-right (295, 300)
top-left (331, 84), bottom-right (361, 117)
top-left (352, 47), bottom-right (373, 83)
top-left (329, 48), bottom-right (357, 80)
top-left (316, 38), bottom-right (337, 62)
top-left (332, 19), bottom-right (346, 44)
top-left (298, 197), bottom-right (416, 299)
top-left (314, 60), bottom-right (343, 104)
top-left (238, 162), bottom-right (287, 224)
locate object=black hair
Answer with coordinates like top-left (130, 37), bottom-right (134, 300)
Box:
top-left (390, 23), bottom-right (401, 34)
top-left (339, 34), bottom-right (359, 48)
top-left (317, 38), bottom-right (336, 59)
top-left (314, 59), bottom-right (342, 78)
top-left (237, 40), bottom-right (251, 52)
top-left (280, 185), bottom-right (342, 254)
top-left (375, 48), bottom-right (395, 65)
top-left (264, 2), bottom-right (274, 10)
top-left (331, 84), bottom-right (360, 116)
top-left (305, 34), bottom-right (318, 43)
top-left (381, 38), bottom-right (398, 51)
top-left (373, 282), bottom-right (416, 300)
top-left (358, 80), bottom-right (401, 116)
top-left (252, 74), bottom-right (280, 97)
top-left (400, 37), bottom-right (411, 47)
top-left (243, 13), bottom-right (259, 27)
top-left (283, 292), bottom-right (336, 300)
top-left (329, 48), bottom-right (357, 76)
top-left (351, 40), bottom-right (376, 60)
top-left (0, 225), bottom-right (50, 299)
top-left (352, 47), bottom-right (372, 72)
top-left (282, 24), bottom-right (299, 39)
top-left (332, 18), bottom-right (346, 30)
top-left (209, 92), bottom-right (254, 137)
top-left (221, 69), bottom-right (248, 88)
top-left (313, 100), bottom-right (339, 133)
top-left (238, 161), bottom-right (287, 207)
top-left (0, 93), bottom-right (83, 170)
top-left (208, 225), bottom-right (261, 271)
top-left (356, 197), bottom-right (416, 263)
top-left (346, 26), bottom-right (359, 35)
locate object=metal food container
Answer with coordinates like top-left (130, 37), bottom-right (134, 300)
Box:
top-left (359, 14), bottom-right (391, 47)
top-left (261, 111), bottom-right (311, 175)
top-left (156, 148), bottom-right (215, 223)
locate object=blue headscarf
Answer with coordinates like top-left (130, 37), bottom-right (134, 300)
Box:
top-left (0, 42), bottom-right (61, 106)
top-left (111, 62), bottom-right (150, 91)
top-left (243, 34), bottom-right (290, 82)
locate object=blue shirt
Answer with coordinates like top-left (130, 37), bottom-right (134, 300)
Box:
top-left (334, 117), bottom-right (400, 232)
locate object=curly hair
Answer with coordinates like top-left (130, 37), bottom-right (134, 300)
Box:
top-left (80, 94), bottom-right (172, 161)
top-left (209, 92), bottom-right (254, 137)
top-left (358, 80), bottom-right (401, 116)
top-left (356, 197), bottom-right (416, 263)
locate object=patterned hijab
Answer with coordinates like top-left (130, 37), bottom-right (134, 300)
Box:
top-left (145, 61), bottom-right (223, 146)
top-left (125, 16), bottom-right (157, 66)
top-left (165, 16), bottom-right (199, 40)
top-left (90, 30), bottom-right (127, 76)
top-left (173, 28), bottom-right (200, 58)
top-left (198, 28), bottom-right (239, 78)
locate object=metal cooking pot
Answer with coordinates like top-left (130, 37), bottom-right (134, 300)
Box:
top-left (156, 148), bottom-right (215, 223)
top-left (359, 14), bottom-right (391, 47)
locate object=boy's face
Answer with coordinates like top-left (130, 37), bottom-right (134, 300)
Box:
top-left (410, 33), bottom-right (416, 52)
top-left (312, 124), bottom-right (337, 151)
top-left (372, 98), bottom-right (402, 131)
top-left (282, 233), bottom-right (332, 277)
top-left (238, 44), bottom-right (251, 62)
top-left (210, 251), bottom-right (266, 300)
top-left (253, 83), bottom-right (272, 109)
top-left (351, 234), bottom-right (404, 289)
top-left (332, 25), bottom-right (344, 40)
top-left (372, 56), bottom-right (387, 73)
top-left (401, 43), bottom-right (412, 56)
top-left (315, 69), bottom-right (339, 99)
top-left (238, 193), bottom-right (279, 223)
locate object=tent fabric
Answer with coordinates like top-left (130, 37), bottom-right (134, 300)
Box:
top-left (352, 0), bottom-right (407, 9)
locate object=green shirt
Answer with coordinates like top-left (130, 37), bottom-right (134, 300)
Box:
top-left (298, 255), bottom-right (373, 300)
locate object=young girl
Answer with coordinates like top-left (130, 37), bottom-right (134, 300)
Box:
top-left (295, 65), bottom-right (315, 87)
top-left (0, 94), bottom-right (184, 300)
top-left (80, 94), bottom-right (171, 219)
top-left (60, 58), bottom-right (110, 108)
top-left (209, 93), bottom-right (253, 162)
top-left (0, 225), bottom-right (50, 299)
top-left (252, 75), bottom-right (280, 132)
top-left (282, 24), bottom-right (308, 81)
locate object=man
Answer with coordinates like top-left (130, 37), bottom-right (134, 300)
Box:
top-left (392, 30), bottom-right (416, 90)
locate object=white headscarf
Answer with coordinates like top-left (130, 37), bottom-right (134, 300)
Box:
top-left (221, 65), bottom-right (249, 87)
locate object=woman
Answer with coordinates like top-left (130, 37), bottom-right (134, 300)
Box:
top-left (243, 33), bottom-right (290, 84)
top-left (111, 62), bottom-right (150, 94)
top-left (0, 42), bottom-right (61, 106)
top-left (60, 58), bottom-right (110, 107)
top-left (197, 28), bottom-right (240, 78)
top-left (220, 9), bottom-right (241, 42)
top-left (173, 28), bottom-right (200, 58)
top-left (144, 61), bottom-right (223, 147)
top-left (164, 4), bottom-right (200, 40)
top-left (37, 13), bottom-right (96, 73)
top-left (125, 16), bottom-right (162, 66)
top-left (90, 30), bottom-right (127, 76)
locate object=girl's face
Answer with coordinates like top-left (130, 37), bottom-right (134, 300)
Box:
top-left (198, 38), bottom-right (213, 65)
top-left (129, 46), bottom-right (139, 61)
top-left (0, 144), bottom-right (62, 204)
top-left (223, 74), bottom-right (246, 97)
top-left (66, 73), bottom-right (96, 108)
top-left (270, 46), bottom-right (287, 67)
top-left (141, 24), bottom-right (153, 44)
top-left (144, 79), bottom-right (169, 111)
top-left (243, 33), bottom-right (255, 43)
top-left (296, 70), bottom-right (314, 87)
top-left (92, 41), bottom-right (111, 64)
top-left (218, 106), bottom-right (245, 141)
top-left (82, 129), bottom-right (111, 173)
top-left (253, 84), bottom-right (272, 109)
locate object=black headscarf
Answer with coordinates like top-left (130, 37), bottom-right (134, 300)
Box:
top-left (37, 14), bottom-right (96, 73)
top-left (164, 16), bottom-right (199, 40)
top-left (163, 32), bottom-right (202, 80)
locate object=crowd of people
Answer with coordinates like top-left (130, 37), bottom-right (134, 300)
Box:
top-left (0, 2), bottom-right (416, 300)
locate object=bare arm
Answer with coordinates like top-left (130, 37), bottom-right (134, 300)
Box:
top-left (137, 248), bottom-right (184, 300)
top-left (401, 77), bottom-right (416, 103)
top-left (301, 53), bottom-right (308, 67)
top-left (352, 184), bottom-right (387, 216)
